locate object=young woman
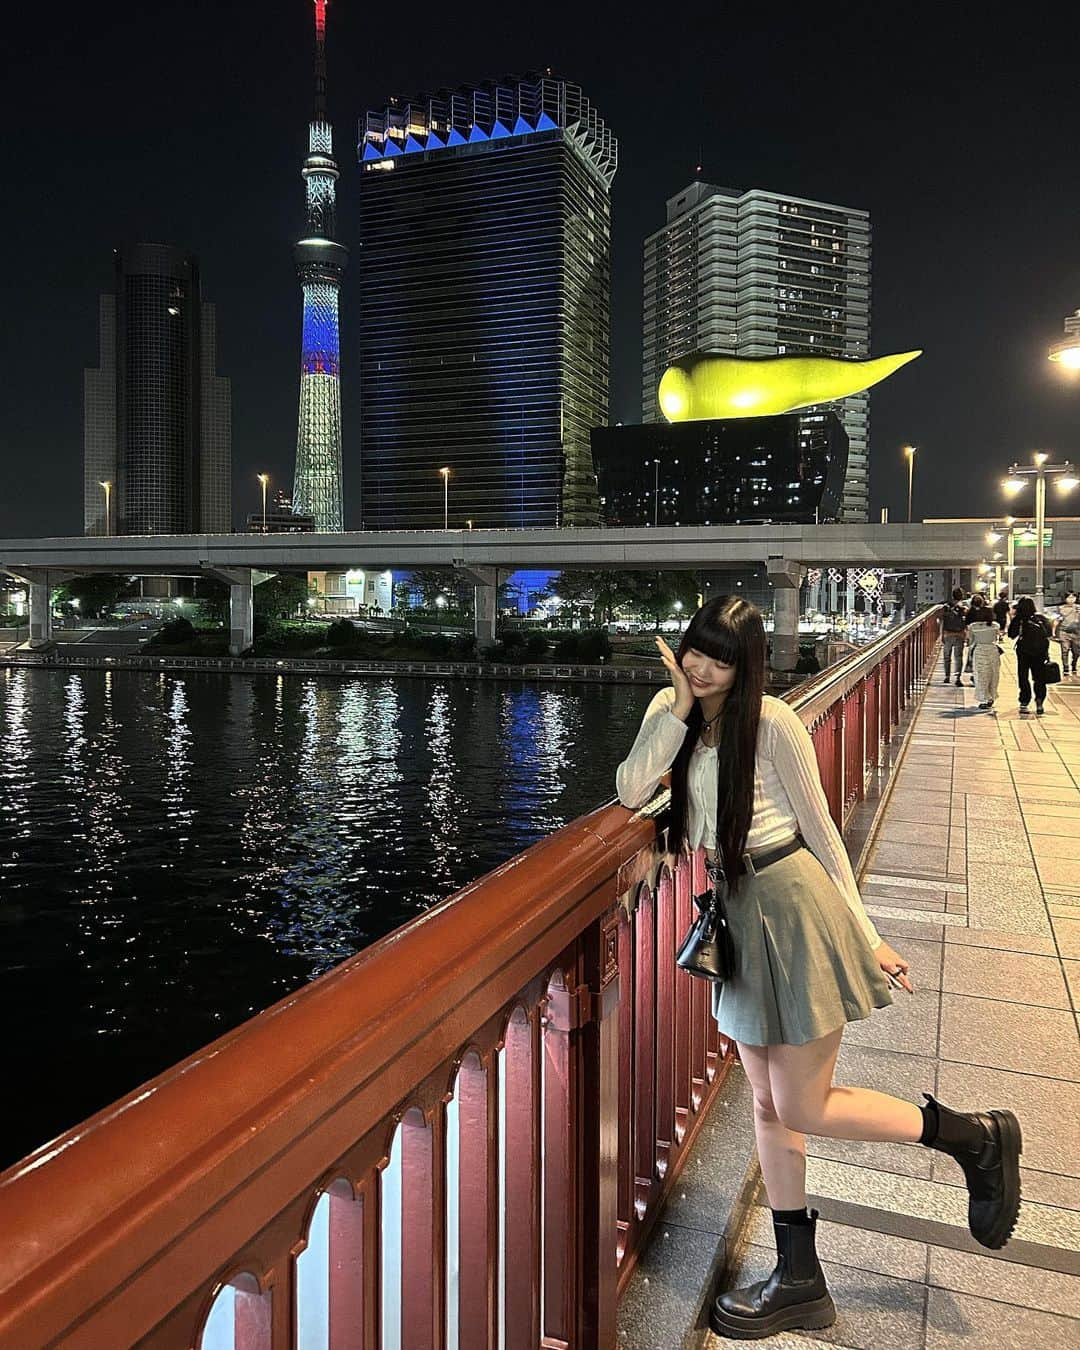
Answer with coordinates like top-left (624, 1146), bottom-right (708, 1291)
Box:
top-left (1008, 596), bottom-right (1052, 714)
top-left (967, 606), bottom-right (1003, 710)
top-left (616, 596), bottom-right (1022, 1341)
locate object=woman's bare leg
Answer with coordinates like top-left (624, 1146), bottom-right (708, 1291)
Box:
top-left (768, 1028), bottom-right (923, 1143)
top-left (737, 1041), bottom-right (809, 1209)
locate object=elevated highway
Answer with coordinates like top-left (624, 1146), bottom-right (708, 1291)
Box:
top-left (3, 520), bottom-right (1078, 659)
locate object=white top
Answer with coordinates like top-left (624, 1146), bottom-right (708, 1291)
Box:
top-left (615, 689), bottom-right (881, 949)
top-left (966, 621), bottom-right (1001, 648)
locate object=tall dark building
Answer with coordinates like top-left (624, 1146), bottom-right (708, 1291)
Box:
top-left (357, 74), bottom-right (616, 530)
top-left (84, 243), bottom-right (231, 536)
top-left (591, 412), bottom-right (848, 527)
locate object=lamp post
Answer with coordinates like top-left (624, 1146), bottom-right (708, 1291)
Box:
top-left (257, 473), bottom-right (270, 534)
top-left (902, 445), bottom-right (917, 523)
top-left (1048, 312), bottom-right (1080, 369)
top-left (1002, 454), bottom-right (1078, 611)
top-left (99, 480), bottom-right (112, 535)
top-left (439, 467), bottom-right (450, 530)
top-left (652, 458), bottom-right (661, 527)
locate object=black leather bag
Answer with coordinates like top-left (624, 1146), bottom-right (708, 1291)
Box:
top-left (676, 860), bottom-right (737, 983)
top-left (1044, 659), bottom-right (1062, 685)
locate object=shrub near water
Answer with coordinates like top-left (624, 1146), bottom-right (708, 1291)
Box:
top-left (156, 617), bottom-right (196, 645)
top-left (552, 629), bottom-right (612, 662)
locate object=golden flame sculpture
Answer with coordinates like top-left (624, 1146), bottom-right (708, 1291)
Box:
top-left (658, 351), bottom-right (921, 422)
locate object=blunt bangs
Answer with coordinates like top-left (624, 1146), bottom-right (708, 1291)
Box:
top-left (677, 596), bottom-right (760, 668)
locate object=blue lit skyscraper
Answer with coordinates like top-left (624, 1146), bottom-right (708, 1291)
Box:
top-left (358, 75), bottom-right (616, 529)
top-left (292, 0), bottom-right (347, 532)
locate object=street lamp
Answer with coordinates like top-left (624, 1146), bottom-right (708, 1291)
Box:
top-left (257, 473), bottom-right (270, 534)
top-left (439, 467), bottom-right (451, 530)
top-left (99, 480), bottom-right (113, 535)
top-left (651, 458), bottom-right (661, 527)
top-left (1048, 311), bottom-right (1080, 369)
top-left (902, 445), bottom-right (917, 523)
top-left (1001, 452), bottom-right (1078, 610)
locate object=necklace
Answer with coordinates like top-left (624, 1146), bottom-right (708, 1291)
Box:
top-left (700, 706), bottom-right (723, 744)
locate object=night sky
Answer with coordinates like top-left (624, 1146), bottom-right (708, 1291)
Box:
top-left (2, 1), bottom-right (1077, 538)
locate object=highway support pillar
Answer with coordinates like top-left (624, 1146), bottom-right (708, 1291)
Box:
top-left (454, 562), bottom-right (498, 645)
top-left (6, 568), bottom-right (73, 647)
top-left (204, 567), bottom-right (254, 656)
top-left (766, 558), bottom-right (805, 672)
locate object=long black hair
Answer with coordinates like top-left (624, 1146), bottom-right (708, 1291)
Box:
top-left (667, 596), bottom-right (766, 891)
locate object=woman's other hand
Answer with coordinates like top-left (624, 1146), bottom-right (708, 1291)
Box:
top-left (655, 637), bottom-right (695, 719)
top-left (875, 940), bottom-right (915, 993)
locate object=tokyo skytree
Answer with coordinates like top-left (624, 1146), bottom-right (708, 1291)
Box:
top-left (292, 0), bottom-right (347, 531)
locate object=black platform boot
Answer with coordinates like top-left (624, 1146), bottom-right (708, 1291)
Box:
top-left (919, 1093), bottom-right (1022, 1249)
top-left (709, 1209), bottom-right (836, 1340)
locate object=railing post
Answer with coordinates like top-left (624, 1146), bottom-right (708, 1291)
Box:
top-left (578, 910), bottom-right (621, 1349)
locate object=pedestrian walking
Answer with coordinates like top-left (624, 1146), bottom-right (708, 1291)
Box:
top-left (616, 596), bottom-right (1023, 1340)
top-left (1008, 596), bottom-right (1053, 715)
top-left (1054, 592), bottom-right (1080, 677)
top-left (941, 588), bottom-right (968, 686)
top-left (992, 590), bottom-right (1011, 632)
top-left (968, 608), bottom-right (1002, 709)
top-left (962, 593), bottom-right (986, 683)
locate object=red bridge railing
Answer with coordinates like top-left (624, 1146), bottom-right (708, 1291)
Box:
top-left (0, 608), bottom-right (940, 1350)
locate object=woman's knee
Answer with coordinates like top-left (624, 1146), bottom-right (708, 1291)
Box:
top-left (771, 1088), bottom-right (822, 1135)
top-left (751, 1086), bottom-right (780, 1122)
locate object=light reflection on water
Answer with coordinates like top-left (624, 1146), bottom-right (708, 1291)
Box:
top-left (0, 668), bottom-right (655, 1165)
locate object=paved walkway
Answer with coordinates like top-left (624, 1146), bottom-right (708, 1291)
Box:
top-left (709, 654), bottom-right (1080, 1349)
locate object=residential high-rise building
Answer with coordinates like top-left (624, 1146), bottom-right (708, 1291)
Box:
top-left (291, 0), bottom-right (347, 532)
top-left (643, 183), bottom-right (871, 521)
top-left (357, 74), bottom-right (616, 530)
top-left (84, 243), bottom-right (231, 536)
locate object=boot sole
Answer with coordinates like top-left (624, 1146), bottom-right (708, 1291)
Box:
top-left (709, 1293), bottom-right (836, 1340)
top-left (975, 1110), bottom-right (1023, 1250)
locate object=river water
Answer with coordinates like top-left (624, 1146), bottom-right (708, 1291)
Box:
top-left (0, 666), bottom-right (656, 1167)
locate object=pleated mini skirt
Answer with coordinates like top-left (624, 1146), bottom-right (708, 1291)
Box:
top-left (710, 845), bottom-right (892, 1047)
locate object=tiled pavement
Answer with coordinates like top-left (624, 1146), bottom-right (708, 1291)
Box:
top-left (708, 656), bottom-right (1080, 1349)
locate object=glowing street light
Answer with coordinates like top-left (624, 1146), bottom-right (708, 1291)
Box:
top-left (1001, 451), bottom-right (1078, 610)
top-left (99, 480), bottom-right (113, 535)
top-left (902, 445), bottom-right (917, 522)
top-left (439, 466), bottom-right (451, 530)
top-left (257, 473), bottom-right (270, 534)
top-left (1048, 310), bottom-right (1080, 369)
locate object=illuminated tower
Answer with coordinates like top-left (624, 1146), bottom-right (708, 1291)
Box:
top-left (292, 0), bottom-right (347, 532)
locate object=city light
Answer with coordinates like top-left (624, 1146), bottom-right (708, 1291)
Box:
top-left (1002, 478), bottom-right (1026, 494)
top-left (98, 479), bottom-right (113, 534)
top-left (1051, 345), bottom-right (1080, 369)
top-left (1049, 313), bottom-right (1080, 368)
top-left (903, 445), bottom-right (917, 522)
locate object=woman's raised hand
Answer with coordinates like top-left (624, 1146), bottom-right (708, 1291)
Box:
top-left (655, 637), bottom-right (695, 719)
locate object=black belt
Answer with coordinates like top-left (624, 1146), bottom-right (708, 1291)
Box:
top-left (741, 836), bottom-right (804, 876)
top-left (706, 836), bottom-right (804, 880)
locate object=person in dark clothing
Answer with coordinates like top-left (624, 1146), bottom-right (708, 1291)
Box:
top-left (941, 588), bottom-right (968, 685)
top-left (1008, 596), bottom-right (1052, 715)
top-left (992, 591), bottom-right (1011, 632)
